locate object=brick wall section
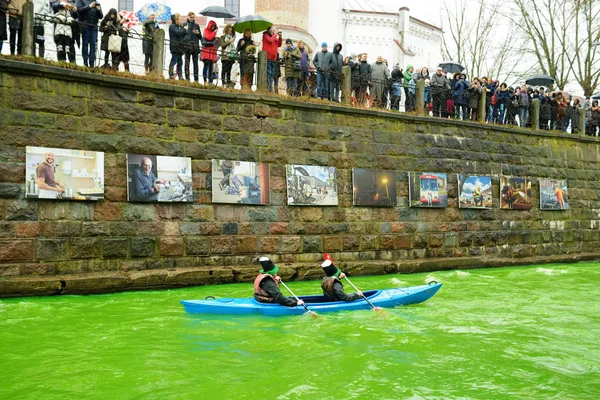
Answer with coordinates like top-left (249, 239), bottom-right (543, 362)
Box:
top-left (1, 59), bottom-right (600, 296)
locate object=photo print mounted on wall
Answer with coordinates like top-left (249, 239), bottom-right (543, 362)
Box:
top-left (458, 174), bottom-right (493, 209)
top-left (286, 164), bottom-right (338, 206)
top-left (408, 172), bottom-right (448, 208)
top-left (352, 168), bottom-right (397, 207)
top-left (500, 176), bottom-right (533, 210)
top-left (25, 146), bottom-right (104, 201)
top-left (127, 154), bottom-right (193, 202)
top-left (211, 160), bottom-right (270, 205)
top-left (539, 179), bottom-right (568, 210)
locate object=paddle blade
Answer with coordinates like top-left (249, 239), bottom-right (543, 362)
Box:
top-left (308, 311), bottom-right (318, 319)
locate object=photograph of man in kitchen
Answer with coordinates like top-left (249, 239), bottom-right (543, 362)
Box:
top-left (25, 146), bottom-right (105, 201)
top-left (127, 154), bottom-right (193, 202)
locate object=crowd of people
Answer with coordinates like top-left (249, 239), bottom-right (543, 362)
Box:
top-left (1, 1), bottom-right (598, 136)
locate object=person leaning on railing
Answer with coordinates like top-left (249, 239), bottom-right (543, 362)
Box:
top-left (282, 38), bottom-right (301, 97)
top-left (236, 28), bottom-right (254, 90)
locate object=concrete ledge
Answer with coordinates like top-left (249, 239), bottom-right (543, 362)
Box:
top-left (1, 253), bottom-right (599, 298)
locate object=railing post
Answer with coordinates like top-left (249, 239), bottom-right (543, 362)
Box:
top-left (152, 29), bottom-right (165, 78)
top-left (578, 108), bottom-right (585, 135)
top-left (415, 79), bottom-right (425, 114)
top-left (531, 98), bottom-right (540, 131)
top-left (478, 88), bottom-right (486, 123)
top-left (256, 50), bottom-right (267, 91)
top-left (341, 65), bottom-right (351, 105)
top-left (22, 1), bottom-right (34, 57)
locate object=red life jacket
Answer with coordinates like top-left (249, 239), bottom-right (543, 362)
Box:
top-left (254, 273), bottom-right (278, 302)
top-left (321, 276), bottom-right (341, 299)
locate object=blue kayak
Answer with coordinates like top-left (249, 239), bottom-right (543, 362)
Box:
top-left (181, 282), bottom-right (442, 316)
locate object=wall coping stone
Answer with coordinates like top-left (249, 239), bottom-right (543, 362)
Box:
top-left (1, 58), bottom-right (598, 145)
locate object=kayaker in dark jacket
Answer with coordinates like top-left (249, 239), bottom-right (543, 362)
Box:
top-left (320, 260), bottom-right (362, 302)
top-left (254, 257), bottom-right (304, 307)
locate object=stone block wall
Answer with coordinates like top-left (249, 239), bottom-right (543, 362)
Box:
top-left (1, 59), bottom-right (600, 296)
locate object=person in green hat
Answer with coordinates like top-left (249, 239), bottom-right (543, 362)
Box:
top-left (321, 259), bottom-right (362, 301)
top-left (254, 257), bottom-right (304, 307)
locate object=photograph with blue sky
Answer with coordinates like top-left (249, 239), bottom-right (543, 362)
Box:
top-left (458, 175), bottom-right (493, 209)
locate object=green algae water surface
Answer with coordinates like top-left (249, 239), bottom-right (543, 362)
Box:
top-left (1, 263), bottom-right (599, 399)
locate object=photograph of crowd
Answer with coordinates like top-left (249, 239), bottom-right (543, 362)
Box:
top-left (211, 160), bottom-right (270, 205)
top-left (500, 177), bottom-right (533, 210)
top-left (286, 165), bottom-right (337, 206)
top-left (408, 172), bottom-right (448, 208)
top-left (126, 154), bottom-right (193, 202)
top-left (25, 146), bottom-right (104, 201)
top-left (458, 175), bottom-right (493, 209)
top-left (352, 168), bottom-right (397, 207)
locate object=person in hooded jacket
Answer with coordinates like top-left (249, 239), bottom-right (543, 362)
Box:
top-left (99, 8), bottom-right (119, 68)
top-left (254, 257), bottom-right (304, 307)
top-left (453, 73), bottom-right (469, 120)
top-left (201, 20), bottom-right (218, 84)
top-left (403, 65), bottom-right (414, 111)
top-left (168, 13), bottom-right (186, 79)
top-left (282, 38), bottom-right (301, 96)
top-left (329, 42), bottom-right (344, 102)
top-left (262, 25), bottom-right (282, 92)
top-left (183, 11), bottom-right (202, 82)
top-left (320, 260), bottom-right (362, 302)
top-left (141, 14), bottom-right (158, 73)
top-left (371, 55), bottom-right (391, 109)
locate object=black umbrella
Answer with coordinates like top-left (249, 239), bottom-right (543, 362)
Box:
top-left (233, 14), bottom-right (273, 33)
top-left (438, 61), bottom-right (464, 74)
top-left (525, 74), bottom-right (555, 87)
top-left (199, 5), bottom-right (235, 19)
top-left (591, 93), bottom-right (600, 100)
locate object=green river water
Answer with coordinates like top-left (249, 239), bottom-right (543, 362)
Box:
top-left (1, 262), bottom-right (599, 399)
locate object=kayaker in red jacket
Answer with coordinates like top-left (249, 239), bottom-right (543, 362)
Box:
top-left (321, 260), bottom-right (362, 301)
top-left (254, 257), bottom-right (304, 307)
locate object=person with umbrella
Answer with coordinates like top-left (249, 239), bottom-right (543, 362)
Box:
top-left (183, 11), bottom-right (201, 83)
top-left (76, 0), bottom-right (103, 67)
top-left (201, 20), bottom-right (218, 84)
top-left (262, 25), bottom-right (282, 92)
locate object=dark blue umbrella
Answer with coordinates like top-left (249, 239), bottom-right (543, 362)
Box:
top-left (199, 6), bottom-right (235, 19)
top-left (525, 74), bottom-right (555, 87)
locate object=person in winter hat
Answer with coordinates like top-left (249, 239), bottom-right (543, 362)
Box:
top-left (320, 259), bottom-right (362, 302)
top-left (254, 257), bottom-right (304, 307)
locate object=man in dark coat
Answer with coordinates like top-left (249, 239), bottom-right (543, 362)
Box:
top-left (183, 11), bottom-right (201, 82)
top-left (76, 0), bottom-right (103, 67)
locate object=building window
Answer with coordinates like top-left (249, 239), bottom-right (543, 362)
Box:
top-left (225, 0), bottom-right (240, 18)
top-left (118, 0), bottom-right (134, 12)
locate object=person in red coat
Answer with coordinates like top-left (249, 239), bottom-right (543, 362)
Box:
top-left (262, 25), bottom-right (282, 92)
top-left (201, 20), bottom-right (218, 84)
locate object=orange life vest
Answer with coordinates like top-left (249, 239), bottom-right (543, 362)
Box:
top-left (254, 273), bottom-right (278, 302)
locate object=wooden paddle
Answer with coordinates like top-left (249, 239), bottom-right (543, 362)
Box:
top-left (323, 253), bottom-right (384, 313)
top-left (279, 280), bottom-right (318, 318)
